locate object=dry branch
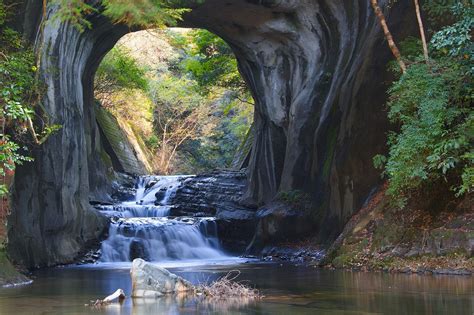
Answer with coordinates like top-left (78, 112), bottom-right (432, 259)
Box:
top-left (196, 271), bottom-right (262, 300)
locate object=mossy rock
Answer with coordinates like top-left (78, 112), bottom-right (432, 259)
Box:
top-left (95, 106), bottom-right (146, 175)
top-left (0, 250), bottom-right (30, 287)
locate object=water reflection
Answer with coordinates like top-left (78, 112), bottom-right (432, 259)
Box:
top-left (0, 263), bottom-right (472, 314)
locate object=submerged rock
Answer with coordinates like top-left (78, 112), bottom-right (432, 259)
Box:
top-left (130, 259), bottom-right (194, 298)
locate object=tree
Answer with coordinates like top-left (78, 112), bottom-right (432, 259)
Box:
top-left (180, 29), bottom-right (246, 94)
top-left (149, 75), bottom-right (216, 174)
top-left (413, 0), bottom-right (429, 62)
top-left (1, 1), bottom-right (41, 196)
top-left (370, 0), bottom-right (407, 73)
top-left (157, 29), bottom-right (254, 173)
top-left (93, 29), bottom-right (253, 174)
top-left (94, 46), bottom-right (148, 108)
top-left (374, 1), bottom-right (473, 206)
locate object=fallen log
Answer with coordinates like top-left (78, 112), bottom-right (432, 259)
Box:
top-left (86, 289), bottom-right (126, 307)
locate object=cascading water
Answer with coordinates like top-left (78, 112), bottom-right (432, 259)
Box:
top-left (98, 175), bottom-right (227, 263)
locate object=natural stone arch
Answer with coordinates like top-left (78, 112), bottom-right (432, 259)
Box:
top-left (8, 0), bottom-right (416, 268)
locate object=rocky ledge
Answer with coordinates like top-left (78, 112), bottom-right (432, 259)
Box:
top-left (170, 170), bottom-right (258, 253)
top-left (320, 188), bottom-right (474, 275)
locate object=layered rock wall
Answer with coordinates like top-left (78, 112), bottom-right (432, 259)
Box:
top-left (8, 3), bottom-right (129, 267)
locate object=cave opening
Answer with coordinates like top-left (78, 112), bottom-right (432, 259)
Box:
top-left (93, 28), bottom-right (254, 176)
top-left (69, 27), bottom-right (258, 263)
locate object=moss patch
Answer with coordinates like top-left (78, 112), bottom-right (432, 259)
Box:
top-left (0, 249), bottom-right (31, 287)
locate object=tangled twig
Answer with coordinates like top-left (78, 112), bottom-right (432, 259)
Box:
top-left (196, 270), bottom-right (262, 300)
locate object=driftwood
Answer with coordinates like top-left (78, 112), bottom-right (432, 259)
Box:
top-left (86, 289), bottom-right (126, 307)
top-left (196, 271), bottom-right (262, 300)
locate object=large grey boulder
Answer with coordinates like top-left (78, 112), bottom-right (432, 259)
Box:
top-left (130, 259), bottom-right (194, 298)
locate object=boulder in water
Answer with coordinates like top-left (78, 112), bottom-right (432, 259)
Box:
top-left (131, 259), bottom-right (194, 298)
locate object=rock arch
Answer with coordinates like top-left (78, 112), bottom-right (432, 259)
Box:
top-left (8, 0), bottom-right (416, 267)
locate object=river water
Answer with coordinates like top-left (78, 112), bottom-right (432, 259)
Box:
top-left (0, 262), bottom-right (473, 314)
top-left (0, 176), bottom-right (472, 314)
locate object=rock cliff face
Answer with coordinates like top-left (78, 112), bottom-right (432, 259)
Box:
top-left (183, 0), bottom-right (417, 243)
top-left (7, 3), bottom-right (130, 268)
top-left (8, 0), bottom-right (416, 267)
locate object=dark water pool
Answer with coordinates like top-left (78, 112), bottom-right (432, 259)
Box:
top-left (0, 260), bottom-right (472, 314)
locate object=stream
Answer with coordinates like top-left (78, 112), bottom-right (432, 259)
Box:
top-left (0, 176), bottom-right (472, 314)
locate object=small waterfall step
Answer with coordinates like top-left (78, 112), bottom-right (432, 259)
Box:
top-left (97, 175), bottom-right (228, 263)
top-left (96, 204), bottom-right (171, 218)
top-left (101, 217), bottom-right (221, 262)
top-left (134, 175), bottom-right (193, 205)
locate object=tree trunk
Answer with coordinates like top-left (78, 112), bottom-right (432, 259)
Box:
top-left (413, 0), bottom-right (429, 62)
top-left (370, 0), bottom-right (407, 73)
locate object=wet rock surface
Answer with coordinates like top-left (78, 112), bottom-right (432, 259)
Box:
top-left (260, 246), bottom-right (325, 265)
top-left (0, 251), bottom-right (32, 287)
top-left (246, 202), bottom-right (315, 254)
top-left (110, 173), bottom-right (137, 203)
top-left (170, 170), bottom-right (252, 217)
top-left (170, 170), bottom-right (258, 253)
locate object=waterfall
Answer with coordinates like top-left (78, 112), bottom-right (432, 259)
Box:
top-left (98, 175), bottom-right (227, 263)
top-left (100, 218), bottom-right (222, 262)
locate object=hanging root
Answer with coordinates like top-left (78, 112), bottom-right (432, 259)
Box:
top-left (196, 271), bottom-right (262, 300)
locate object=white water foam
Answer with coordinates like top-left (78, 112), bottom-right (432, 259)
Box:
top-left (98, 176), bottom-right (228, 263)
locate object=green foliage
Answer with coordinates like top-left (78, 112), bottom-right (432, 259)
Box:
top-left (148, 73), bottom-right (217, 173)
top-left (180, 29), bottom-right (245, 94)
top-left (150, 75), bottom-right (202, 109)
top-left (101, 0), bottom-right (190, 28)
top-left (141, 29), bottom-right (254, 173)
top-left (95, 46), bottom-right (148, 99)
top-left (95, 28), bottom-right (253, 174)
top-left (0, 136), bottom-right (33, 178)
top-left (423, 0), bottom-right (462, 24)
top-left (430, 2), bottom-right (474, 58)
top-left (384, 62), bottom-right (472, 201)
top-left (376, 2), bottom-right (473, 205)
top-left (51, 0), bottom-right (97, 32)
top-left (51, 0), bottom-right (201, 32)
top-left (0, 1), bottom-right (37, 197)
